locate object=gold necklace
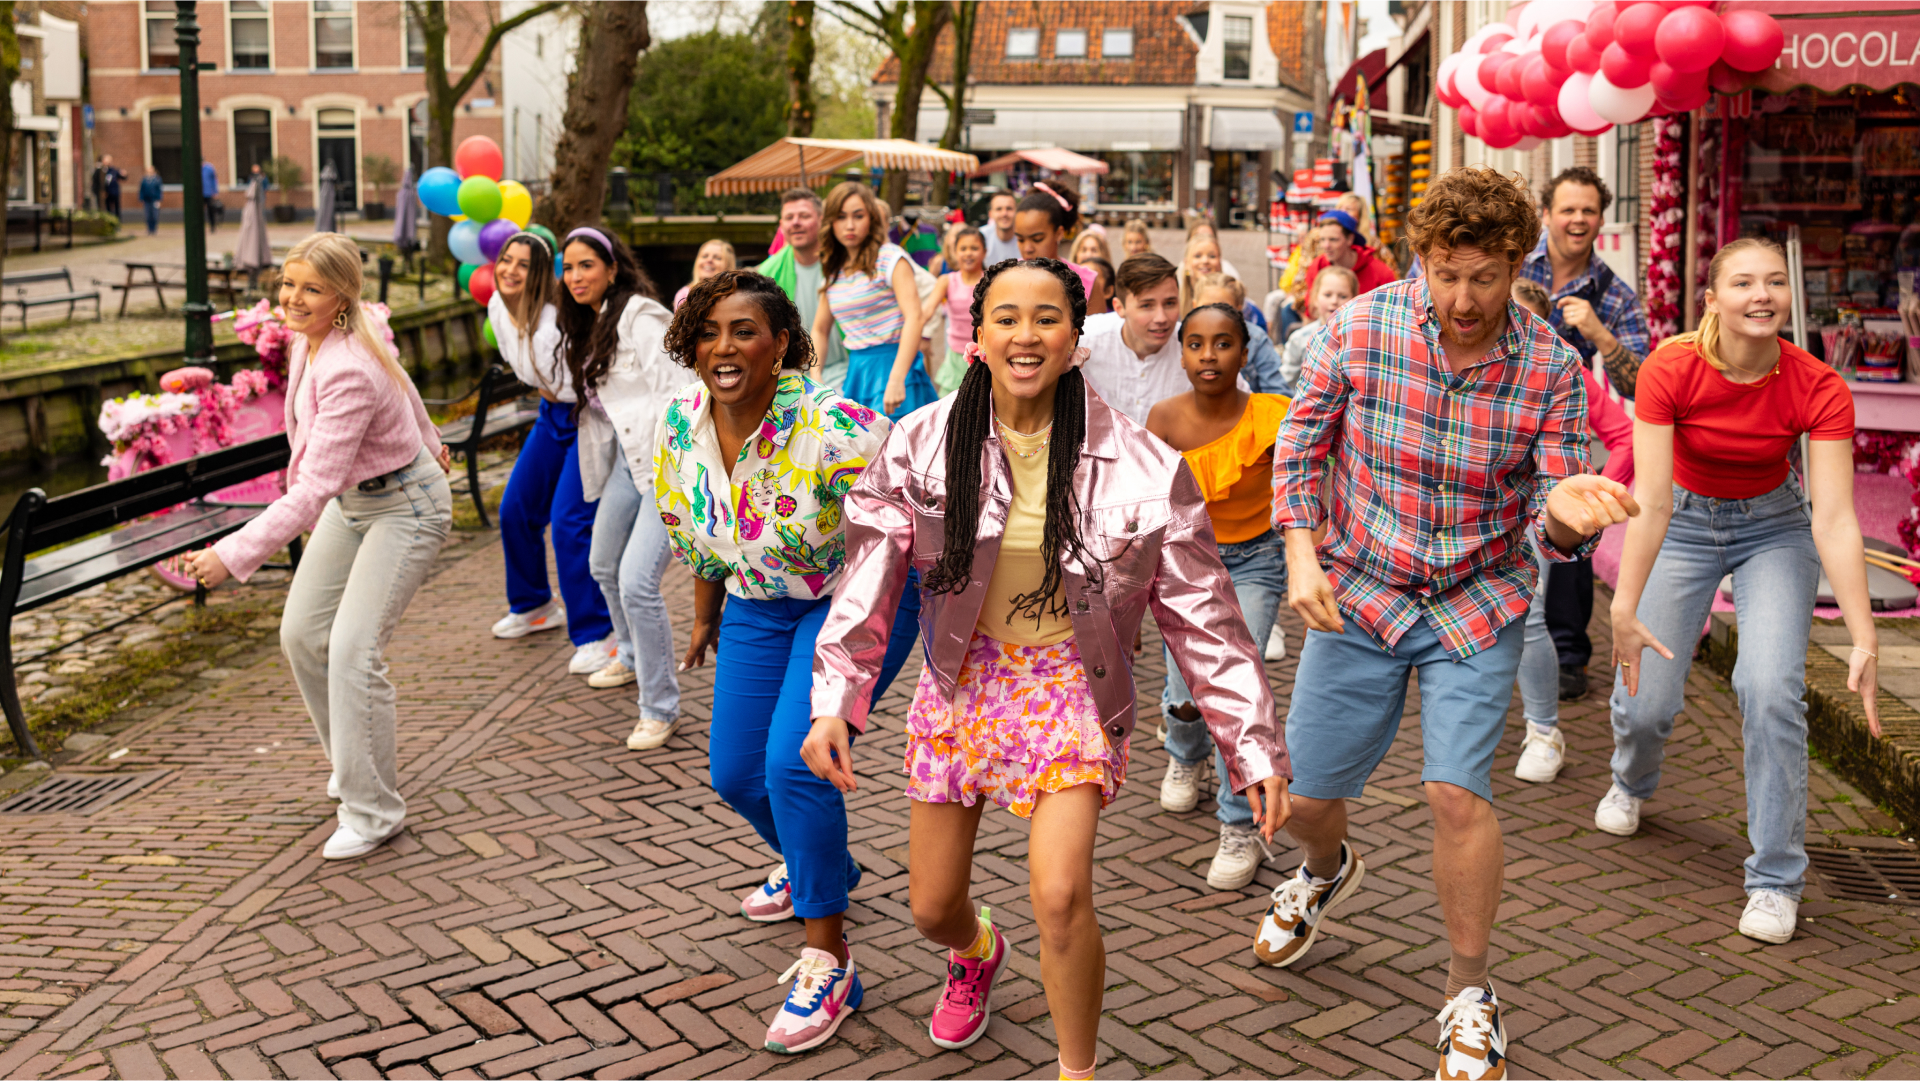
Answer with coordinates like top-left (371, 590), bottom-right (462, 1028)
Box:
top-left (997, 418), bottom-right (1053, 459)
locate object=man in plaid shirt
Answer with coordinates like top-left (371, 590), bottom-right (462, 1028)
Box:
top-left (1252, 168), bottom-right (1639, 1081)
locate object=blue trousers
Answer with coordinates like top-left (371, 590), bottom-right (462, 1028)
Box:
top-left (709, 588), bottom-right (921, 919)
top-left (499, 399), bottom-right (612, 647)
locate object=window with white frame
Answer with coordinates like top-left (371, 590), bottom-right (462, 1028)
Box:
top-left (229, 1), bottom-right (269, 69)
top-left (1055, 29), bottom-right (1087, 58)
top-left (149, 108), bottom-right (183, 184)
top-left (233, 109), bottom-right (272, 179)
top-left (1005, 28), bottom-right (1038, 59)
top-left (1102, 27), bottom-right (1133, 58)
top-left (144, 1), bottom-right (178, 71)
top-left (1223, 15), bottom-right (1252, 80)
top-left (312, 1), bottom-right (354, 69)
top-left (405, 9), bottom-right (428, 69)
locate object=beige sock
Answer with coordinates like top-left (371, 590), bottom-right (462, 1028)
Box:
top-left (1445, 949), bottom-right (1489, 999)
top-left (1058, 1056), bottom-right (1095, 1080)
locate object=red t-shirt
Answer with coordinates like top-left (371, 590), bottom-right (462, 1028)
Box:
top-left (1635, 337), bottom-right (1853, 499)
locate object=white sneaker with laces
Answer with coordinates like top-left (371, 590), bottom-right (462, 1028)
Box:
top-left (1253, 842), bottom-right (1365, 967)
top-left (764, 945), bottom-right (862, 1053)
top-left (569, 635), bottom-right (617, 675)
top-left (588, 660), bottom-right (635, 689)
top-left (1739, 889), bottom-right (1798, 944)
top-left (1593, 782), bottom-right (1643, 836)
top-left (1160, 758), bottom-right (1202, 813)
top-left (1513, 721), bottom-right (1565, 783)
top-left (1206, 822), bottom-right (1267, 890)
top-left (1264, 625), bottom-right (1287, 661)
top-left (1435, 983), bottom-right (1509, 1080)
top-left (321, 823), bottom-right (390, 860)
top-left (627, 717), bottom-right (678, 751)
top-left (491, 599), bottom-right (564, 639)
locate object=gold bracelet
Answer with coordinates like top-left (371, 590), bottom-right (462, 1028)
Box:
top-left (1854, 647), bottom-right (1879, 660)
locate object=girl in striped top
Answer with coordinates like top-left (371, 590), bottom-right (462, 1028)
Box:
top-left (810, 181), bottom-right (937, 420)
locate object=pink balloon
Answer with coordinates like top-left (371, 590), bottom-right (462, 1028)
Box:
top-left (1436, 55), bottom-right (1461, 108)
top-left (1654, 6), bottom-right (1723, 72)
top-left (1497, 54), bottom-right (1527, 99)
top-left (1567, 34), bottom-right (1603, 75)
top-left (1480, 51), bottom-right (1514, 94)
top-left (1720, 9), bottom-right (1785, 72)
top-left (1459, 102), bottom-right (1480, 140)
top-left (1533, 102), bottom-right (1572, 139)
top-left (1458, 52), bottom-right (1493, 108)
top-left (1657, 77), bottom-right (1712, 113)
top-left (1649, 59), bottom-right (1707, 101)
top-left (1602, 41), bottom-right (1652, 88)
top-left (1480, 99), bottom-right (1520, 148)
top-left (1708, 58), bottom-right (1756, 95)
top-left (1521, 54), bottom-right (1561, 107)
top-left (1613, 2), bottom-right (1667, 58)
top-left (1481, 31), bottom-right (1515, 53)
top-left (1584, 1), bottom-right (1618, 51)
top-left (1559, 71), bottom-right (1607, 131)
top-left (1542, 20), bottom-right (1585, 72)
top-left (1504, 2), bottom-right (1527, 29)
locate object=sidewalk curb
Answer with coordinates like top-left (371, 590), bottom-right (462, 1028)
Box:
top-left (1699, 610), bottom-right (1920, 836)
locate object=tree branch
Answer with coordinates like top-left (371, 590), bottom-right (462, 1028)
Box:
top-left (451, 0), bottom-right (565, 102)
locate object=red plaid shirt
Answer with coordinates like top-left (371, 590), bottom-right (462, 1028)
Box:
top-left (1273, 277), bottom-right (1596, 659)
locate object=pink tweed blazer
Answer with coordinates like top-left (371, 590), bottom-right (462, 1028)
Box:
top-left (212, 328), bottom-right (441, 581)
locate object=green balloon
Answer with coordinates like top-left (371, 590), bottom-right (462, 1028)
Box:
top-left (483, 319), bottom-right (497, 348)
top-left (527, 223), bottom-right (558, 251)
top-left (457, 175), bottom-right (503, 223)
top-left (457, 263), bottom-right (476, 292)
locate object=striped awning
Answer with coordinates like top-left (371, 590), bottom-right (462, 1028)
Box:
top-left (704, 138), bottom-right (981, 196)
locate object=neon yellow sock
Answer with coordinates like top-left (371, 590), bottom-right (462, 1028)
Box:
top-left (955, 906), bottom-right (994, 959)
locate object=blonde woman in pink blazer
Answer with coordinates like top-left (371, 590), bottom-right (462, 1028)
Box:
top-left (186, 233), bottom-right (452, 862)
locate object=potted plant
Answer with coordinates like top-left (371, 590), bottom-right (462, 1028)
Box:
top-left (361, 154), bottom-right (400, 221)
top-left (265, 156), bottom-right (304, 223)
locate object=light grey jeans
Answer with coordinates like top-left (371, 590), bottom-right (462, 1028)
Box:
top-left (1609, 479), bottom-right (1819, 897)
top-left (1517, 538), bottom-right (1562, 727)
top-left (588, 448), bottom-right (680, 724)
top-left (281, 448), bottom-right (452, 841)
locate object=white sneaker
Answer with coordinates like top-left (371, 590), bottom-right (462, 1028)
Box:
top-left (1435, 983), bottom-right (1509, 1080)
top-left (627, 717), bottom-right (678, 751)
top-left (588, 660), bottom-right (635, 689)
top-left (1739, 889), bottom-right (1798, 944)
top-left (1264, 625), bottom-right (1287, 661)
top-left (326, 772), bottom-right (339, 801)
top-left (1206, 822), bottom-right (1267, 890)
top-left (1513, 721), bottom-right (1565, 784)
top-left (321, 823), bottom-right (391, 860)
top-left (1593, 782), bottom-right (1643, 836)
top-left (1160, 758), bottom-right (1202, 813)
top-left (492, 600), bottom-right (564, 639)
top-left (568, 635), bottom-right (617, 674)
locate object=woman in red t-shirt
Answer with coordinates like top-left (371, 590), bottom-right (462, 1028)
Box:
top-left (1604, 237), bottom-right (1879, 948)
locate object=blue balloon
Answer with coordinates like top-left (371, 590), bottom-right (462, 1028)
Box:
top-left (448, 220), bottom-right (485, 265)
top-left (418, 166), bottom-right (463, 217)
top-left (554, 253), bottom-right (564, 279)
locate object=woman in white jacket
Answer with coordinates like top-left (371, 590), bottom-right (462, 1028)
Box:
top-left (486, 232), bottom-right (614, 673)
top-left (557, 227), bottom-right (686, 749)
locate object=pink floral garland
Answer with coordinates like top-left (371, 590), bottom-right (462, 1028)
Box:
top-left (1853, 431), bottom-right (1920, 575)
top-left (1646, 117), bottom-right (1685, 341)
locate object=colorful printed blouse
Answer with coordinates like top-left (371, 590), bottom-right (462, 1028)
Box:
top-left (826, 243), bottom-right (910, 350)
top-left (653, 371), bottom-right (891, 601)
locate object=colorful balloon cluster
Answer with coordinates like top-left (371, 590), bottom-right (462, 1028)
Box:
top-left (416, 136), bottom-right (532, 312)
top-left (1435, 1), bottom-right (1785, 148)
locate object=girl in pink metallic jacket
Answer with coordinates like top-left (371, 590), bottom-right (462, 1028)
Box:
top-left (803, 259), bottom-right (1291, 1081)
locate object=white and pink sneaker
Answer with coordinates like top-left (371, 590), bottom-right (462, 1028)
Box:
top-left (741, 863), bottom-right (794, 922)
top-left (764, 945), bottom-right (863, 1054)
top-left (929, 910), bottom-right (1007, 1050)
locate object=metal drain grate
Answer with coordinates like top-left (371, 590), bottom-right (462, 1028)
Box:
top-left (0, 771), bottom-right (170, 816)
top-left (1809, 847), bottom-right (1920, 906)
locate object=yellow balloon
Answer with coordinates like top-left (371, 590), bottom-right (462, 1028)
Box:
top-left (498, 180), bottom-right (533, 229)
top-left (449, 213), bottom-right (466, 222)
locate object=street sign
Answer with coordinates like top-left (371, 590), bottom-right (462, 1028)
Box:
top-left (81, 104), bottom-right (92, 130)
top-left (1293, 111), bottom-right (1314, 135)
top-left (963, 109), bottom-right (996, 126)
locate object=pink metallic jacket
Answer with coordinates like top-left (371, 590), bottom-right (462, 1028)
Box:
top-left (810, 386), bottom-right (1288, 794)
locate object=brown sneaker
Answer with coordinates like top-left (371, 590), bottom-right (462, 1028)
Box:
top-left (1436, 983), bottom-right (1508, 1080)
top-left (1252, 841), bottom-right (1366, 968)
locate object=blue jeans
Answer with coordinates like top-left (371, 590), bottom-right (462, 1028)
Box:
top-left (499, 399), bottom-right (612, 646)
top-left (588, 449), bottom-right (680, 723)
top-left (1609, 480), bottom-right (1819, 897)
top-left (1161, 532), bottom-right (1286, 827)
top-left (1517, 539), bottom-right (1561, 727)
top-left (708, 589), bottom-right (921, 918)
top-left (143, 202), bottom-right (158, 234)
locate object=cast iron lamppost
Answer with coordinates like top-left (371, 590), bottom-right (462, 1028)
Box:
top-left (175, 1), bottom-right (213, 364)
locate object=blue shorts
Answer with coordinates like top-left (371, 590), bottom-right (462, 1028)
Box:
top-left (1284, 612), bottom-right (1524, 804)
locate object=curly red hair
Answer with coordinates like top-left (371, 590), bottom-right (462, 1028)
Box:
top-left (1405, 167), bottom-right (1541, 266)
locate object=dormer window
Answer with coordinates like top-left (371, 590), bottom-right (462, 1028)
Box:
top-left (1224, 15), bottom-right (1252, 79)
top-left (1056, 29), bottom-right (1087, 58)
top-left (1006, 28), bottom-right (1038, 59)
top-left (1102, 27), bottom-right (1134, 58)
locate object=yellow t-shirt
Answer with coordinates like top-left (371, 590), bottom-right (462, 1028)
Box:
top-left (976, 423), bottom-right (1076, 647)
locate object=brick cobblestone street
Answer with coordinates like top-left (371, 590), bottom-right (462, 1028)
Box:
top-left (0, 531), bottom-right (1916, 1080)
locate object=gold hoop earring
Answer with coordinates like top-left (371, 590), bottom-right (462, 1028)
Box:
top-left (332, 308), bottom-right (349, 330)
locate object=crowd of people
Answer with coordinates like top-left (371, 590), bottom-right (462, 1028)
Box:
top-left (204, 161), bottom-right (1884, 1081)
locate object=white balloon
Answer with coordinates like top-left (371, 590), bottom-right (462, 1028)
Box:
top-left (1588, 69), bottom-right (1657, 125)
top-left (1516, 3), bottom-right (1543, 39)
top-left (1437, 53), bottom-right (1463, 104)
top-left (1559, 70), bottom-right (1606, 131)
top-left (1458, 53), bottom-right (1493, 109)
top-left (1560, 0), bottom-right (1596, 23)
top-left (1503, 35), bottom-right (1529, 54)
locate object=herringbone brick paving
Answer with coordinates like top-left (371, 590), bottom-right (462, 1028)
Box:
top-left (0, 531), bottom-right (1916, 1079)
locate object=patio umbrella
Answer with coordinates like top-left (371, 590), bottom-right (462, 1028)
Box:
top-left (234, 175), bottom-right (272, 273)
top-left (705, 138), bottom-right (979, 195)
top-left (392, 167), bottom-right (419, 256)
top-left (314, 163), bottom-right (337, 234)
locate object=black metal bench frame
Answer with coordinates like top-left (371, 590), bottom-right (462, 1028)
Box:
top-left (3, 266), bottom-right (99, 329)
top-left (429, 363), bottom-right (539, 529)
top-left (0, 434), bottom-right (294, 759)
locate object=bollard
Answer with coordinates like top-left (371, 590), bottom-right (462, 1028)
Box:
top-left (378, 255), bottom-right (393, 304)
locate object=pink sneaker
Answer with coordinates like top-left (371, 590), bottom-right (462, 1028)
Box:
top-left (741, 863), bottom-right (793, 922)
top-left (764, 945), bottom-right (863, 1054)
top-left (929, 910), bottom-right (1007, 1050)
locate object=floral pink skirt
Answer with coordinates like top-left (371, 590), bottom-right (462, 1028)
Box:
top-left (904, 634), bottom-right (1128, 820)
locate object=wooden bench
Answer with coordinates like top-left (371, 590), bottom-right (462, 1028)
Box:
top-left (430, 363), bottom-right (540, 529)
top-left (0, 434), bottom-right (294, 758)
top-left (2, 267), bottom-right (99, 329)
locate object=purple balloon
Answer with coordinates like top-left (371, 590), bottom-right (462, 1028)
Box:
top-left (478, 218), bottom-right (519, 263)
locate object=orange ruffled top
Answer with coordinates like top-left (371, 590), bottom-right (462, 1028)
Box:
top-left (1182, 394), bottom-right (1289, 544)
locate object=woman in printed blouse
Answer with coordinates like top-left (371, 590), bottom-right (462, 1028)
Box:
top-left (654, 269), bottom-right (921, 1056)
top-left (806, 259), bottom-right (1290, 1080)
top-left (810, 180), bottom-right (937, 420)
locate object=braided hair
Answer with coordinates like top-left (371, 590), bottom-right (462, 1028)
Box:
top-left (921, 259), bottom-right (1103, 626)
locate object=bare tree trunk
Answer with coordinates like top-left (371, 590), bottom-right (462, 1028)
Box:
top-left (927, 0), bottom-right (975, 208)
top-left (787, 2), bottom-right (816, 137)
top-left (0, 3), bottom-right (18, 349)
top-left (535, 2), bottom-right (650, 229)
top-left (882, 1), bottom-right (948, 209)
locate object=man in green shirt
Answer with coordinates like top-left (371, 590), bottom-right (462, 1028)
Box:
top-left (758, 188), bottom-right (847, 387)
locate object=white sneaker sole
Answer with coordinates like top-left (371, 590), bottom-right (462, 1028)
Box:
top-left (1514, 756), bottom-right (1564, 784)
top-left (1160, 786), bottom-right (1200, 814)
top-left (1207, 857), bottom-right (1261, 891)
top-left (492, 616), bottom-right (564, 639)
top-left (741, 897), bottom-right (795, 923)
top-left (626, 721), bottom-right (678, 751)
top-left (1262, 856), bottom-right (1367, 969)
top-left (1593, 811), bottom-right (1639, 837)
top-left (589, 668), bottom-right (637, 689)
top-left (1738, 917), bottom-right (1794, 944)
